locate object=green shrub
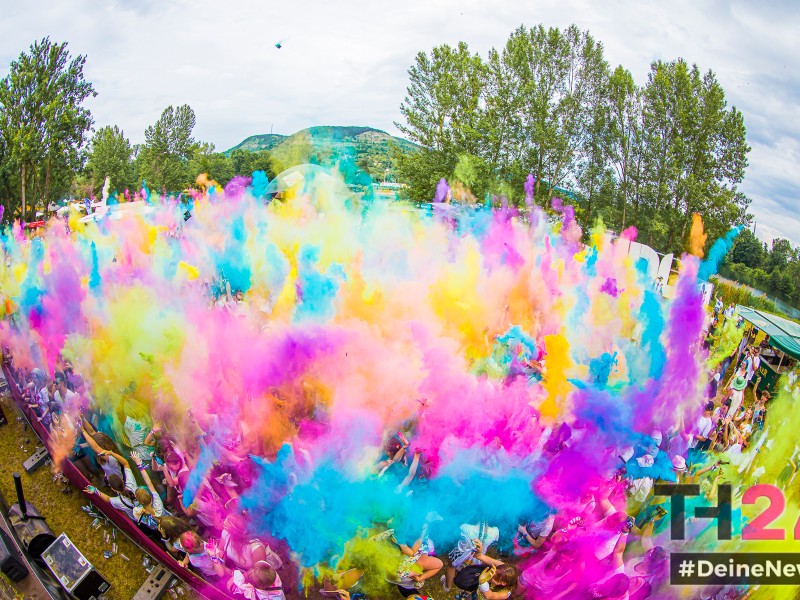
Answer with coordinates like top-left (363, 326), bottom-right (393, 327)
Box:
top-left (710, 276), bottom-right (784, 315)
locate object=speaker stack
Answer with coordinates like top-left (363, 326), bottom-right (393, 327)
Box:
top-left (0, 525), bottom-right (28, 582)
top-left (9, 473), bottom-right (57, 561)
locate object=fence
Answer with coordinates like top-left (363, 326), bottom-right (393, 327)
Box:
top-left (712, 276), bottom-right (800, 321)
top-left (2, 364), bottom-right (237, 600)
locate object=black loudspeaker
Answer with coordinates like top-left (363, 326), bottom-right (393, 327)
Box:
top-left (8, 502), bottom-right (56, 560)
top-left (73, 569), bottom-right (112, 600)
top-left (9, 472), bottom-right (56, 560)
top-left (133, 563), bottom-right (176, 600)
top-left (0, 525), bottom-right (28, 582)
top-left (41, 534), bottom-right (110, 600)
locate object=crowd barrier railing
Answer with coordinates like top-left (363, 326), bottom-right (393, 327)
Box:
top-left (2, 364), bottom-right (239, 600)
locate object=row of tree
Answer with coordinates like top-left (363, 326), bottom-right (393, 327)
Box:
top-left (84, 107), bottom-right (274, 197)
top-left (395, 24), bottom-right (751, 255)
top-left (0, 38), bottom-right (275, 221)
top-left (724, 228), bottom-right (800, 309)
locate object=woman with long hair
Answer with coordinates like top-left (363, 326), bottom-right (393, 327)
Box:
top-left (83, 448), bottom-right (138, 521)
top-left (452, 539), bottom-right (519, 600)
top-left (82, 421), bottom-right (124, 481)
top-left (130, 450), bottom-right (169, 540)
top-left (157, 515), bottom-right (192, 554)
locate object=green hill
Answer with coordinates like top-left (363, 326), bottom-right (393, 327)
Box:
top-left (226, 126), bottom-right (417, 182)
top-left (227, 133), bottom-right (287, 153)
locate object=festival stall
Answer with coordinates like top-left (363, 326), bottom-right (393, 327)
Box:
top-left (736, 306), bottom-right (800, 392)
top-left (1, 364), bottom-right (238, 600)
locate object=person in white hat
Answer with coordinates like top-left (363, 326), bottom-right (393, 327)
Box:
top-left (670, 455), bottom-right (691, 484)
top-left (728, 372), bottom-right (748, 418)
top-left (671, 455), bottom-right (686, 472)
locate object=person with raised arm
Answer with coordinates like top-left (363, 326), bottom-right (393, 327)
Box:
top-left (130, 450), bottom-right (169, 538)
top-left (82, 439), bottom-right (139, 521)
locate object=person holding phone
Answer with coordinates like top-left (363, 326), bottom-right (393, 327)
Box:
top-left (513, 509), bottom-right (555, 555)
top-left (130, 450), bottom-right (169, 539)
top-left (176, 531), bottom-right (227, 579)
top-left (83, 447), bottom-right (139, 521)
top-left (152, 449), bottom-right (191, 514)
top-left (441, 522), bottom-right (500, 593)
top-left (451, 538), bottom-right (518, 600)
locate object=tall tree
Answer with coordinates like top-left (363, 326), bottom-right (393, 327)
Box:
top-left (394, 42), bottom-right (486, 200)
top-left (602, 66), bottom-right (645, 230)
top-left (86, 125), bottom-right (134, 193)
top-left (489, 25), bottom-right (609, 202)
top-left (135, 104), bottom-right (196, 193)
top-left (639, 59), bottom-right (750, 252)
top-left (0, 38), bottom-right (95, 219)
top-left (767, 238), bottom-right (794, 271)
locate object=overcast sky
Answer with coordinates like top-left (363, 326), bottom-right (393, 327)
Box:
top-left (1, 0), bottom-right (797, 246)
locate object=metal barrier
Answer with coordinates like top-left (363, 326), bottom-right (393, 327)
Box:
top-left (2, 365), bottom-right (238, 600)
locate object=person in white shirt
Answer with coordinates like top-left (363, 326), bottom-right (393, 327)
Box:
top-left (728, 373), bottom-right (748, 417)
top-left (54, 377), bottom-right (79, 413)
top-left (176, 531), bottom-right (225, 579)
top-left (751, 352), bottom-right (761, 384)
top-left (229, 565), bottom-right (286, 600)
top-left (688, 402), bottom-right (715, 454)
top-left (514, 512), bottom-right (555, 554)
top-left (441, 522), bottom-right (500, 592)
top-left (83, 447), bottom-right (138, 521)
top-left (130, 451), bottom-right (168, 531)
top-left (712, 398), bottom-right (731, 422)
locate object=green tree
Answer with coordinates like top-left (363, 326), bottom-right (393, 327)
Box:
top-left (188, 143), bottom-right (235, 186)
top-left (86, 125), bottom-right (134, 193)
top-left (639, 59), bottom-right (750, 253)
top-left (767, 238), bottom-right (794, 271)
top-left (783, 259), bottom-right (800, 307)
top-left (394, 42), bottom-right (486, 200)
top-left (487, 25), bottom-right (609, 202)
top-left (576, 65), bottom-right (612, 228)
top-left (135, 104), bottom-right (196, 192)
top-left (229, 149), bottom-right (274, 179)
top-left (0, 38), bottom-right (95, 219)
top-left (602, 66), bottom-right (645, 230)
top-left (728, 228), bottom-right (764, 268)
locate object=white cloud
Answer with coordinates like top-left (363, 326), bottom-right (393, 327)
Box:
top-left (0, 0), bottom-right (797, 245)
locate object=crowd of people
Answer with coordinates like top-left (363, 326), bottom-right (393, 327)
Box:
top-left (4, 347), bottom-right (288, 599)
top-left (3, 292), bottom-right (798, 600)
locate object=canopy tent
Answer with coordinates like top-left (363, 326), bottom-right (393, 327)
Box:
top-left (737, 306), bottom-right (800, 360)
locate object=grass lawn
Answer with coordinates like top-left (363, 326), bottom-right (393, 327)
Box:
top-left (0, 392), bottom-right (199, 600)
